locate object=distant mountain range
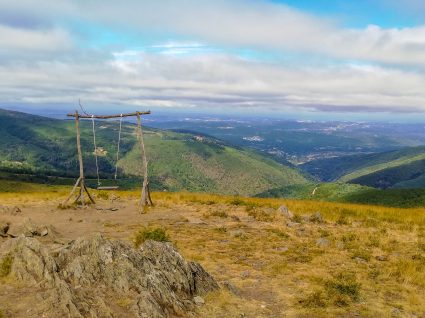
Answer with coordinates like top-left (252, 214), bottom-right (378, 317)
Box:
top-left (3, 108), bottom-right (425, 205)
top-left (0, 109), bottom-right (309, 196)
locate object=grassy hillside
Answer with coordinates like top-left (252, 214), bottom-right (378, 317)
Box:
top-left (347, 158), bottom-right (425, 189)
top-left (301, 146), bottom-right (425, 189)
top-left (301, 146), bottom-right (425, 182)
top-left (0, 109), bottom-right (309, 196)
top-left (256, 182), bottom-right (425, 207)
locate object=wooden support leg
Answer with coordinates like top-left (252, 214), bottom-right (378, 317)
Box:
top-left (63, 177), bottom-right (81, 205)
top-left (84, 183), bottom-right (96, 204)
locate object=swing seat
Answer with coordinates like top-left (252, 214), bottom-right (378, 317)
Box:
top-left (97, 186), bottom-right (119, 190)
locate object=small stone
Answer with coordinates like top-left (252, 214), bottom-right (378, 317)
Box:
top-left (376, 255), bottom-right (388, 261)
top-left (23, 218), bottom-right (40, 236)
top-left (230, 230), bottom-right (245, 238)
top-left (188, 218), bottom-right (207, 225)
top-left (231, 215), bottom-right (241, 222)
top-left (286, 221), bottom-right (301, 228)
top-left (275, 246), bottom-right (289, 252)
top-left (240, 271), bottom-right (250, 279)
top-left (316, 238), bottom-right (330, 248)
top-left (0, 223), bottom-right (10, 237)
top-left (10, 206), bottom-right (22, 215)
top-left (40, 227), bottom-right (49, 237)
top-left (278, 205), bottom-right (294, 219)
top-left (222, 281), bottom-right (241, 296)
top-left (309, 212), bottom-right (324, 223)
top-left (193, 296), bottom-right (205, 306)
top-left (262, 208), bottom-right (275, 214)
top-left (391, 307), bottom-right (402, 316)
top-left (354, 257), bottom-right (367, 264)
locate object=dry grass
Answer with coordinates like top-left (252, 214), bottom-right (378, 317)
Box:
top-left (1, 188), bottom-right (424, 317)
top-left (146, 192), bottom-right (425, 317)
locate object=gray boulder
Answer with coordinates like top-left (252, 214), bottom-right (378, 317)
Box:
top-left (0, 206), bottom-right (22, 215)
top-left (316, 238), bottom-right (330, 248)
top-left (278, 205), bottom-right (294, 219)
top-left (309, 212), bottom-right (324, 223)
top-left (0, 223), bottom-right (9, 237)
top-left (0, 234), bottom-right (218, 317)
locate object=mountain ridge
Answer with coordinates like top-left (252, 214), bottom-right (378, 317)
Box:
top-left (0, 108), bottom-right (309, 196)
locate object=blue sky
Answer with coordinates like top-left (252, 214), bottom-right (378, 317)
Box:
top-left (274, 0), bottom-right (416, 27)
top-left (0, 0), bottom-right (425, 121)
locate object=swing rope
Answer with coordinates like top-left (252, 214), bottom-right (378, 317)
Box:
top-left (91, 115), bottom-right (101, 186)
top-left (114, 114), bottom-right (123, 180)
top-left (91, 114), bottom-right (123, 188)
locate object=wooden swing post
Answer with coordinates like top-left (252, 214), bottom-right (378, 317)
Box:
top-left (137, 112), bottom-right (153, 210)
top-left (63, 109), bottom-right (151, 207)
top-left (63, 110), bottom-right (95, 206)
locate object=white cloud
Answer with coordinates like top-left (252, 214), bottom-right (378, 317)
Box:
top-left (0, 0), bottom-right (425, 113)
top-left (67, 0), bottom-right (425, 66)
top-left (1, 53), bottom-right (425, 113)
top-left (0, 25), bottom-right (72, 52)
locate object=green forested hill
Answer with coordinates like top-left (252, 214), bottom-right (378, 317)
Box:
top-left (301, 146), bottom-right (425, 189)
top-left (256, 182), bottom-right (425, 207)
top-left (0, 109), bottom-right (309, 196)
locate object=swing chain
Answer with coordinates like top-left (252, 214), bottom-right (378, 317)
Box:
top-left (114, 114), bottom-right (123, 180)
top-left (91, 115), bottom-right (101, 186)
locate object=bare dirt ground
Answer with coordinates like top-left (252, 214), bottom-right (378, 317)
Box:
top-left (0, 191), bottom-right (424, 317)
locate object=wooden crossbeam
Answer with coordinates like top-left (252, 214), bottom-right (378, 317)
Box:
top-left (66, 111), bottom-right (150, 119)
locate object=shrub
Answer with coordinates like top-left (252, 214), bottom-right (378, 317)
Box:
top-left (268, 228), bottom-right (289, 239)
top-left (247, 209), bottom-right (274, 222)
top-left (292, 214), bottom-right (303, 223)
top-left (367, 234), bottom-right (381, 248)
top-left (0, 254), bottom-right (13, 277)
top-left (325, 272), bottom-right (361, 304)
top-left (97, 191), bottom-right (109, 200)
top-left (211, 210), bottom-right (228, 218)
top-left (215, 227), bottom-right (227, 233)
top-left (336, 214), bottom-right (351, 225)
top-left (134, 228), bottom-right (170, 248)
top-left (299, 290), bottom-right (327, 308)
top-left (318, 229), bottom-right (330, 237)
top-left (341, 232), bottom-right (359, 249)
top-left (229, 197), bottom-right (244, 206)
top-left (351, 248), bottom-right (372, 262)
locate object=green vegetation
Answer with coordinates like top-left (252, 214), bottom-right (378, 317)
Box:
top-left (133, 228), bottom-right (170, 247)
top-left (0, 109), bottom-right (309, 196)
top-left (256, 182), bottom-right (425, 207)
top-left (0, 254), bottom-right (13, 277)
top-left (302, 146), bottom-right (425, 190)
top-left (301, 146), bottom-right (425, 182)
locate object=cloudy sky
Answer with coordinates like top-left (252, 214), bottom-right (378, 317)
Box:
top-left (1, 0), bottom-right (425, 119)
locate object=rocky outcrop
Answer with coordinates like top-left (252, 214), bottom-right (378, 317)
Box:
top-left (0, 223), bottom-right (9, 237)
top-left (0, 234), bottom-right (218, 317)
top-left (6, 218), bottom-right (60, 239)
top-left (0, 205), bottom-right (22, 215)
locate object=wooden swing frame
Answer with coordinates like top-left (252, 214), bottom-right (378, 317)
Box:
top-left (62, 110), bottom-right (153, 209)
